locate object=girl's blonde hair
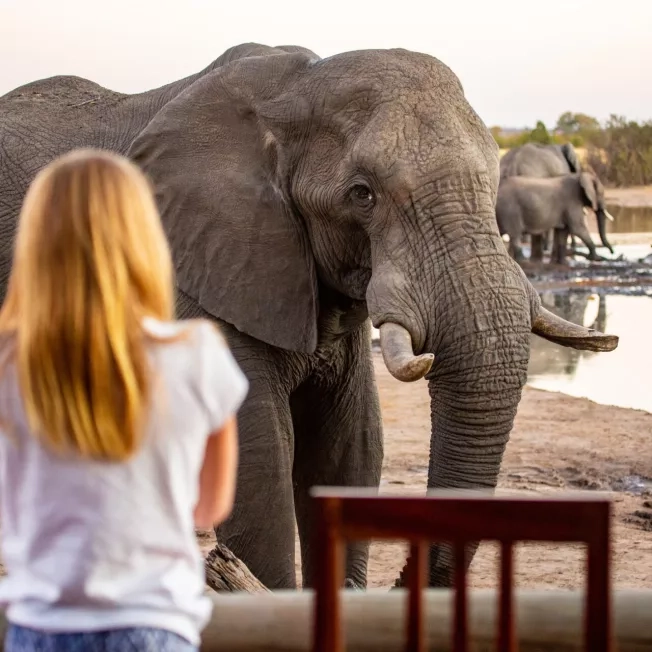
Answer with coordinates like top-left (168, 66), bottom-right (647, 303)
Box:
top-left (0, 148), bottom-right (176, 461)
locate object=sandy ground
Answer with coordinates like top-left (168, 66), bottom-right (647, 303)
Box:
top-left (606, 185), bottom-right (652, 207)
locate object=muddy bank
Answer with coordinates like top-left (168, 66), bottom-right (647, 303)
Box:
top-left (523, 261), bottom-right (652, 291)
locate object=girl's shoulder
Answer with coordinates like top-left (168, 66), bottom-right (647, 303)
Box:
top-left (142, 316), bottom-right (227, 352)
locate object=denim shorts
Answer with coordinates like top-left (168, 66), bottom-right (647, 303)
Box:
top-left (4, 624), bottom-right (198, 651)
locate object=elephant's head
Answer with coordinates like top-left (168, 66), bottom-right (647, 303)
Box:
top-left (128, 48), bottom-right (618, 585)
top-left (579, 171), bottom-right (615, 254)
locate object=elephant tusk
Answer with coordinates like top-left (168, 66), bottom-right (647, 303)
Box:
top-left (531, 307), bottom-right (619, 352)
top-left (605, 210), bottom-right (615, 222)
top-left (379, 323), bottom-right (434, 382)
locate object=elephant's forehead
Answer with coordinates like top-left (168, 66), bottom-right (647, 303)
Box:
top-left (315, 48), bottom-right (461, 91)
top-left (351, 107), bottom-right (488, 177)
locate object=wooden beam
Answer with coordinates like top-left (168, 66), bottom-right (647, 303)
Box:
top-left (0, 583), bottom-right (647, 649)
top-left (199, 589), bottom-right (652, 651)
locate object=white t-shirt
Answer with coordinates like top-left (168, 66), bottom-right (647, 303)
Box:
top-left (0, 317), bottom-right (249, 646)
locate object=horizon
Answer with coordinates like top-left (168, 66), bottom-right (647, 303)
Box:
top-left (1, 0), bottom-right (650, 128)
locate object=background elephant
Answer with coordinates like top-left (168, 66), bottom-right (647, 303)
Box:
top-left (500, 142), bottom-right (582, 179)
top-left (499, 142), bottom-right (614, 261)
top-left (0, 43), bottom-right (618, 590)
top-left (496, 172), bottom-right (613, 263)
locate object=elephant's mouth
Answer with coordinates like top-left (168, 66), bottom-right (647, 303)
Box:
top-left (338, 266), bottom-right (372, 301)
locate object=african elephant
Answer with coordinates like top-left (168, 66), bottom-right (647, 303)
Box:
top-left (500, 142), bottom-right (582, 179)
top-left (499, 142), bottom-right (614, 261)
top-left (0, 42), bottom-right (618, 590)
top-left (496, 172), bottom-right (613, 263)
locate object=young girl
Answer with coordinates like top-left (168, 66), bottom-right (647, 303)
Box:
top-left (0, 149), bottom-right (248, 651)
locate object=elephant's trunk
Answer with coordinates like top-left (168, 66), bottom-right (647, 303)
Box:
top-left (379, 227), bottom-right (533, 588)
top-left (596, 208), bottom-right (615, 254)
top-left (393, 315), bottom-right (530, 587)
top-left (425, 374), bottom-right (525, 585)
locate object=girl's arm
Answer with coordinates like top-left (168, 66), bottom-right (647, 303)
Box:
top-left (194, 414), bottom-right (239, 529)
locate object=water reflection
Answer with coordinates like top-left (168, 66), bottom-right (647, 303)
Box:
top-left (528, 290), bottom-right (652, 413)
top-left (605, 204), bottom-right (652, 234)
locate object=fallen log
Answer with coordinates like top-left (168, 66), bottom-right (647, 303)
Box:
top-left (199, 588), bottom-right (652, 651)
top-left (204, 542), bottom-right (269, 593)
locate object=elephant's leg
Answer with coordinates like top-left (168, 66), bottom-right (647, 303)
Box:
top-left (542, 229), bottom-right (551, 253)
top-left (505, 229), bottom-right (524, 261)
top-left (530, 234), bottom-right (544, 262)
top-left (291, 322), bottom-right (384, 590)
top-left (553, 228), bottom-right (568, 264)
top-left (176, 290), bottom-right (305, 589)
top-left (218, 351), bottom-right (299, 589)
top-left (571, 233), bottom-right (583, 255)
top-left (511, 240), bottom-right (526, 262)
top-left (573, 225), bottom-right (599, 261)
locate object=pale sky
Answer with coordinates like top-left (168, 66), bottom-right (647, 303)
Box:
top-left (1, 0), bottom-right (650, 128)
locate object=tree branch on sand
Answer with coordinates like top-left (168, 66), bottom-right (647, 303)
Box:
top-left (204, 542), bottom-right (270, 593)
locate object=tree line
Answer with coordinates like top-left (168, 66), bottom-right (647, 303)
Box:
top-left (491, 112), bottom-right (652, 187)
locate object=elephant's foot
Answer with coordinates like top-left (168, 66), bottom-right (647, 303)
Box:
top-left (575, 249), bottom-right (607, 263)
top-left (530, 235), bottom-right (545, 262)
top-left (513, 248), bottom-right (526, 264)
top-left (344, 578), bottom-right (365, 591)
top-left (590, 249), bottom-right (613, 262)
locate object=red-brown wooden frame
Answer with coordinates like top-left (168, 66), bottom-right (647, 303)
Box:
top-left (311, 488), bottom-right (611, 652)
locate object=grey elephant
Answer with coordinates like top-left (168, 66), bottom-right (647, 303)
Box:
top-left (0, 42), bottom-right (619, 590)
top-left (499, 142), bottom-right (614, 261)
top-left (500, 142), bottom-right (582, 179)
top-left (497, 172), bottom-right (613, 263)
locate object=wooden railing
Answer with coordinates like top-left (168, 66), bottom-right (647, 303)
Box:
top-left (311, 489), bottom-right (612, 652)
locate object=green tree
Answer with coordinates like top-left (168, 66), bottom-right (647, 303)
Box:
top-left (489, 126), bottom-right (503, 146)
top-left (529, 120), bottom-right (552, 145)
top-left (555, 111), bottom-right (600, 134)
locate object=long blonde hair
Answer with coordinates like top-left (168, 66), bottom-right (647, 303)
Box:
top-left (0, 149), bottom-right (176, 461)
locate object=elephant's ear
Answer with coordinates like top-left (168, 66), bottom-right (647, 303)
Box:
top-left (560, 143), bottom-right (581, 173)
top-left (579, 172), bottom-right (599, 211)
top-left (128, 53), bottom-right (319, 353)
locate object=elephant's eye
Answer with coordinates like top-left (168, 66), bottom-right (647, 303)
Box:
top-left (350, 184), bottom-right (376, 209)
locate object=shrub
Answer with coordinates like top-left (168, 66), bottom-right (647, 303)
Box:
top-left (494, 113), bottom-right (652, 187)
top-left (586, 116), bottom-right (652, 187)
